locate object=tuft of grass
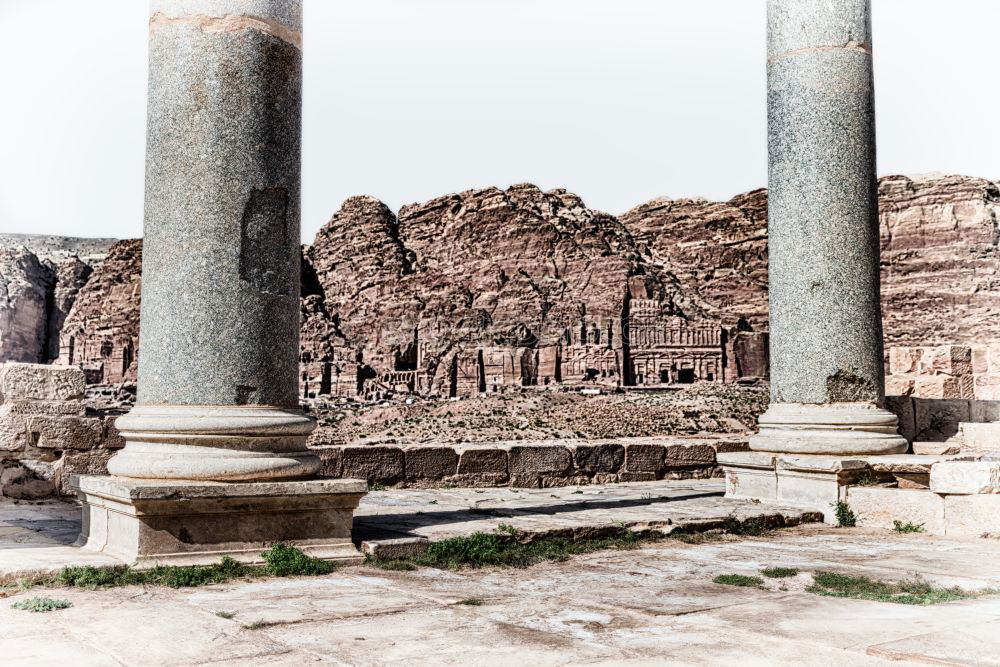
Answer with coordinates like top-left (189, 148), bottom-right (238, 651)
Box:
top-left (833, 501), bottom-right (857, 527)
top-left (457, 597), bottom-right (484, 606)
top-left (56, 544), bottom-right (334, 590)
top-left (369, 483), bottom-right (387, 491)
top-left (893, 520), bottom-right (926, 534)
top-left (855, 469), bottom-right (879, 487)
top-left (713, 574), bottom-right (765, 588)
top-left (721, 515), bottom-right (770, 537)
top-left (11, 596), bottom-right (72, 612)
top-left (762, 567), bottom-right (800, 579)
top-left (242, 620), bottom-right (268, 630)
top-left (215, 611), bottom-right (236, 619)
top-left (59, 556), bottom-right (250, 589)
top-left (260, 543), bottom-right (335, 577)
top-left (807, 571), bottom-right (984, 605)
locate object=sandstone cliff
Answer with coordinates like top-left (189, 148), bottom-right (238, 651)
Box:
top-left (621, 174), bottom-right (1000, 347)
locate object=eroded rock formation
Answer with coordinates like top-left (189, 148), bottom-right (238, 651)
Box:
top-left (57, 240), bottom-right (142, 384)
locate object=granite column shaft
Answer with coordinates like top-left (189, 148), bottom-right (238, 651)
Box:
top-left (109, 0), bottom-right (319, 480)
top-left (751, 0), bottom-right (906, 455)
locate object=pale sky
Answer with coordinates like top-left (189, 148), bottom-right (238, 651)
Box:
top-left (0, 1), bottom-right (997, 243)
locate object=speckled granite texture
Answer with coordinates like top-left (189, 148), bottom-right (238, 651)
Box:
top-left (138, 5), bottom-right (302, 408)
top-left (766, 0), bottom-right (884, 406)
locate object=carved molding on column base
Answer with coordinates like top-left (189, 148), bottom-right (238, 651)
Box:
top-left (749, 402), bottom-right (908, 456)
top-left (109, 404), bottom-right (320, 481)
top-left (71, 474), bottom-right (366, 567)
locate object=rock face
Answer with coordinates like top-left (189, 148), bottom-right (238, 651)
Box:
top-left (0, 235), bottom-right (113, 364)
top-left (305, 185), bottom-right (737, 398)
top-left (57, 240), bottom-right (142, 384)
top-left (879, 174), bottom-right (1000, 346)
top-left (0, 248), bottom-right (53, 363)
top-left (621, 174), bottom-right (1000, 348)
top-left (620, 189), bottom-right (769, 331)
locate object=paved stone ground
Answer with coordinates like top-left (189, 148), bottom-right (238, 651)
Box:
top-left (2, 481), bottom-right (1000, 665)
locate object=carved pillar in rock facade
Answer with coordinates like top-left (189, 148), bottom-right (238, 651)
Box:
top-left (108, 0), bottom-right (319, 480)
top-left (751, 0), bottom-right (906, 456)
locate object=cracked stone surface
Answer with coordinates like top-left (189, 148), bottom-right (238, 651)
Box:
top-left (2, 492), bottom-right (1000, 665)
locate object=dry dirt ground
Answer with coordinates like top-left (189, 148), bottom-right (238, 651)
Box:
top-left (3, 519), bottom-right (1000, 664)
top-left (308, 384), bottom-right (768, 445)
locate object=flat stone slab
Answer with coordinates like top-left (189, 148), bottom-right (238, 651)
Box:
top-left (3, 522), bottom-right (1000, 665)
top-left (930, 462), bottom-right (1000, 495)
top-left (869, 453), bottom-right (979, 474)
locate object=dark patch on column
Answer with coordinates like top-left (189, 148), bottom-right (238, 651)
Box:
top-left (235, 385), bottom-right (259, 405)
top-left (240, 187), bottom-right (290, 295)
top-left (826, 370), bottom-right (876, 402)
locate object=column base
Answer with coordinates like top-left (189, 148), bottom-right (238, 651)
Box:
top-left (71, 475), bottom-right (367, 567)
top-left (749, 402), bottom-right (907, 456)
top-left (109, 404), bottom-right (320, 481)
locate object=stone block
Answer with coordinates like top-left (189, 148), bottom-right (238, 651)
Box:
top-left (51, 450), bottom-right (114, 495)
top-left (914, 376), bottom-right (973, 400)
top-left (361, 537), bottom-right (430, 560)
top-left (0, 363), bottom-right (85, 401)
top-left (912, 441), bottom-right (962, 456)
top-left (930, 462), bottom-right (1000, 495)
top-left (888, 347), bottom-right (920, 375)
top-left (987, 344), bottom-right (1000, 375)
top-left (341, 446), bottom-right (404, 484)
top-left (573, 444), bottom-right (624, 474)
top-left (457, 447), bottom-right (508, 475)
top-left (508, 445), bottom-right (571, 475)
top-left (848, 486), bottom-right (945, 534)
top-left (405, 447), bottom-right (458, 480)
top-left (72, 475), bottom-right (367, 566)
top-left (869, 454), bottom-right (971, 475)
top-left (310, 446), bottom-right (343, 477)
top-left (442, 472), bottom-right (508, 487)
top-left (884, 395), bottom-right (916, 444)
top-left (664, 444), bottom-right (715, 468)
top-left (617, 472), bottom-right (656, 483)
top-left (973, 376), bottom-right (1000, 401)
top-left (914, 399), bottom-right (971, 441)
top-left (775, 456), bottom-right (868, 519)
top-left (958, 422), bottom-right (1000, 453)
top-left (25, 415), bottom-right (103, 450)
top-left (0, 462), bottom-right (55, 499)
top-left (918, 345), bottom-right (972, 377)
top-left (972, 346), bottom-right (989, 374)
top-left (713, 438), bottom-right (750, 454)
top-left (101, 417), bottom-right (126, 449)
top-left (944, 495), bottom-right (1000, 538)
top-left (885, 376), bottom-right (915, 397)
top-left (624, 444), bottom-right (665, 473)
top-left (717, 452), bottom-right (777, 501)
top-left (509, 473), bottom-right (542, 488)
top-left (969, 400), bottom-right (1000, 423)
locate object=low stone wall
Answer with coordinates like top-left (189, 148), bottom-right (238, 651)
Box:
top-left (308, 435), bottom-right (749, 488)
top-left (885, 394), bottom-right (1000, 445)
top-left (0, 363), bottom-right (121, 498)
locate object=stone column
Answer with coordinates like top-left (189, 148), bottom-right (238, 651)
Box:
top-left (751, 0), bottom-right (906, 456)
top-left (108, 0), bottom-right (317, 481)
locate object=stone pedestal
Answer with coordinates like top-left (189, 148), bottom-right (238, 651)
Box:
top-left (73, 475), bottom-right (366, 567)
top-left (751, 0), bottom-right (906, 459)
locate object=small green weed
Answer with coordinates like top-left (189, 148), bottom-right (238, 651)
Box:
top-left (893, 520), bottom-right (926, 534)
top-left (713, 574), bottom-right (765, 588)
top-left (855, 469), bottom-right (879, 487)
top-left (761, 567), bottom-right (800, 579)
top-left (369, 483), bottom-right (387, 491)
top-left (242, 620), bottom-right (268, 630)
top-left (457, 598), bottom-right (484, 606)
top-left (833, 501), bottom-right (857, 527)
top-left (11, 596), bottom-right (72, 612)
top-left (215, 611), bottom-right (236, 619)
top-left (721, 516), bottom-right (769, 537)
top-left (807, 571), bottom-right (983, 605)
top-left (261, 543), bottom-right (335, 577)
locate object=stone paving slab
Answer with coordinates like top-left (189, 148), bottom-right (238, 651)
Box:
top-left (2, 525), bottom-right (1000, 665)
